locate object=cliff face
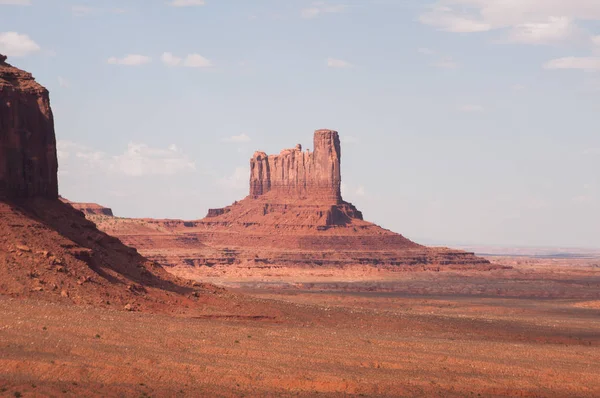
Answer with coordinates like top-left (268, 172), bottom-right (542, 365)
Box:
top-left (0, 54), bottom-right (58, 199)
top-left (250, 130), bottom-right (341, 203)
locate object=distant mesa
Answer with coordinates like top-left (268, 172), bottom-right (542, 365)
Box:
top-left (60, 197), bottom-right (114, 217)
top-left (81, 130), bottom-right (494, 272)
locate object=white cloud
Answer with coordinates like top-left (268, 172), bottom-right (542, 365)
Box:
top-left (508, 17), bottom-right (580, 44)
top-left (302, 8), bottom-right (320, 18)
top-left (511, 84), bottom-right (526, 91)
top-left (161, 52), bottom-right (182, 66)
top-left (420, 1), bottom-right (600, 74)
top-left (107, 54), bottom-right (152, 66)
top-left (168, 0), bottom-right (205, 7)
top-left (161, 52), bottom-right (212, 68)
top-left (112, 143), bottom-right (196, 176)
top-left (418, 47), bottom-right (435, 55)
top-left (56, 141), bottom-right (97, 164)
top-left (302, 3), bottom-right (347, 18)
top-left (327, 57), bottom-right (352, 68)
top-left (0, 32), bottom-right (40, 57)
top-left (355, 186), bottom-right (366, 196)
top-left (458, 104), bottom-right (485, 112)
top-left (58, 76), bottom-right (70, 88)
top-left (0, 0), bottom-right (30, 5)
top-left (57, 141), bottom-right (196, 177)
top-left (183, 53), bottom-right (212, 68)
top-left (219, 167), bottom-right (249, 190)
top-left (223, 133), bottom-right (251, 143)
top-left (543, 57), bottom-right (600, 71)
top-left (419, 5), bottom-right (491, 33)
top-left (420, 1), bottom-right (600, 43)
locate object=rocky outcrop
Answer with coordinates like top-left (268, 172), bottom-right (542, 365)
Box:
top-left (214, 129), bottom-right (361, 226)
top-left (0, 55), bottom-right (219, 312)
top-left (81, 130), bottom-right (493, 272)
top-left (250, 130), bottom-right (341, 203)
top-left (206, 207), bottom-right (231, 218)
top-left (0, 54), bottom-right (58, 199)
top-left (62, 199), bottom-right (114, 216)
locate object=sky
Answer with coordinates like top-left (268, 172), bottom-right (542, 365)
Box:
top-left (1, 0), bottom-right (599, 248)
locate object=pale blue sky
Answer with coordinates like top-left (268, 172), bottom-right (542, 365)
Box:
top-left (2, 0), bottom-right (600, 247)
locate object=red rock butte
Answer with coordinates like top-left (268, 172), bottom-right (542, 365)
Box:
top-left (87, 130), bottom-right (493, 271)
top-left (250, 130), bottom-right (342, 202)
top-left (0, 53), bottom-right (58, 199)
top-left (208, 129), bottom-right (363, 227)
top-left (0, 54), bottom-right (218, 311)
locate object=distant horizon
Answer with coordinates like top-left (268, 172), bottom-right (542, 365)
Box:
top-left (414, 237), bottom-right (600, 253)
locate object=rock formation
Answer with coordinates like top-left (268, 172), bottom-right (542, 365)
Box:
top-left (213, 129), bottom-right (363, 228)
top-left (0, 54), bottom-right (218, 311)
top-left (250, 130), bottom-right (341, 203)
top-left (0, 54), bottom-right (58, 199)
top-left (82, 130), bottom-right (493, 273)
top-left (60, 197), bottom-right (114, 216)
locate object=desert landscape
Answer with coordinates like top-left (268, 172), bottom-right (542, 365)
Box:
top-left (1, 257), bottom-right (599, 397)
top-left (1, 8), bottom-right (600, 396)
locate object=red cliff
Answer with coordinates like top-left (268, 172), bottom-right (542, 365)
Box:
top-left (0, 54), bottom-right (58, 199)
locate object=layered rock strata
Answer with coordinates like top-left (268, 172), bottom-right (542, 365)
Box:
top-left (250, 130), bottom-right (341, 203)
top-left (0, 54), bottom-right (58, 199)
top-left (60, 197), bottom-right (114, 216)
top-left (82, 130), bottom-right (493, 272)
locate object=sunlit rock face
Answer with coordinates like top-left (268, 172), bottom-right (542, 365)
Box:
top-left (250, 130), bottom-right (342, 204)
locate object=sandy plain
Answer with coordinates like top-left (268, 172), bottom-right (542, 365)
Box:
top-left (1, 257), bottom-right (599, 397)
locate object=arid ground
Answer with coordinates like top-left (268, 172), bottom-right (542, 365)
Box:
top-left (1, 257), bottom-right (599, 397)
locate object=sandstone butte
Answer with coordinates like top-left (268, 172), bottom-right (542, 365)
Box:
top-left (0, 54), bottom-right (226, 313)
top-left (85, 130), bottom-right (494, 273)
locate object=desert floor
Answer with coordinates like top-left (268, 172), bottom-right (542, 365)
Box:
top-left (1, 257), bottom-right (600, 397)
